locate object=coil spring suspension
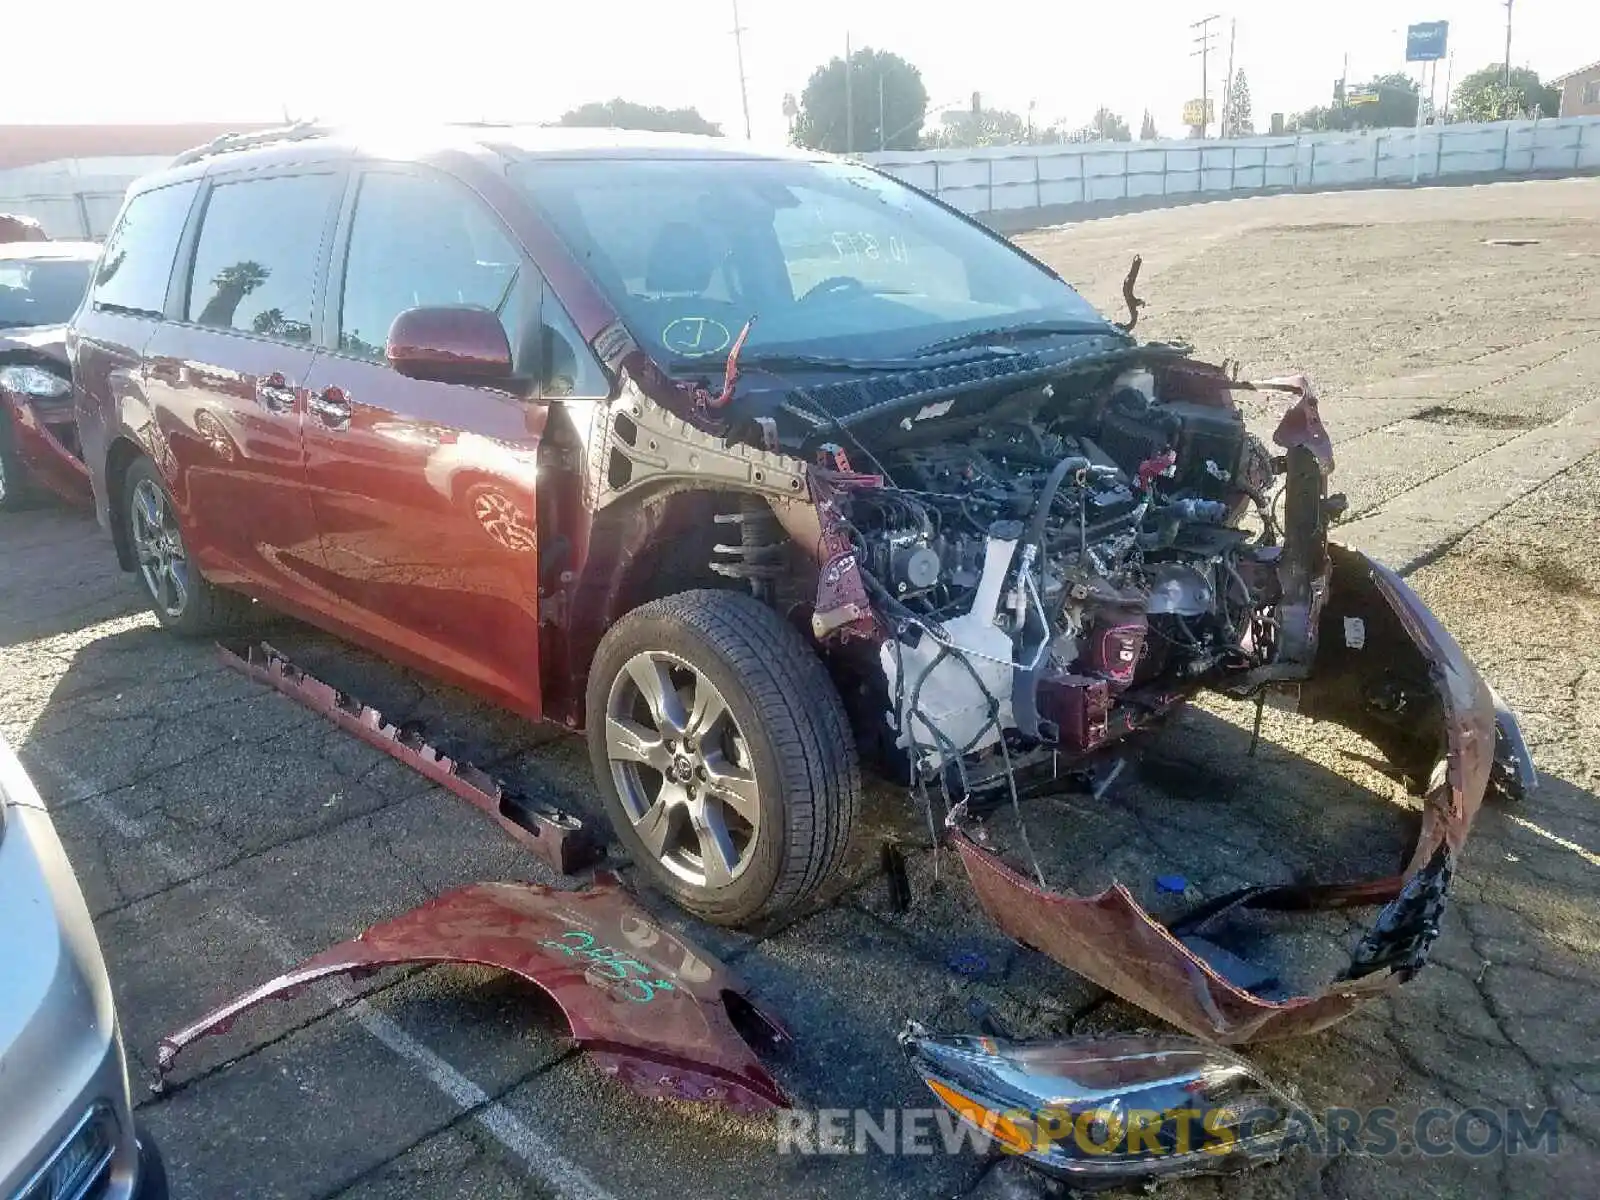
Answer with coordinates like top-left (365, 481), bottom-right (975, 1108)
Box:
top-left (711, 500), bottom-right (785, 603)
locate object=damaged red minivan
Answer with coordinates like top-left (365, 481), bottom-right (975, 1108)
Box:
top-left (71, 127), bottom-right (1531, 1038)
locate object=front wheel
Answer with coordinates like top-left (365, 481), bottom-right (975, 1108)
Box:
top-left (587, 590), bottom-right (860, 926)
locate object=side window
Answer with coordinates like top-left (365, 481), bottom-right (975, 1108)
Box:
top-left (185, 174), bottom-right (339, 343)
top-left (91, 180), bottom-right (200, 317)
top-left (338, 173), bottom-right (520, 363)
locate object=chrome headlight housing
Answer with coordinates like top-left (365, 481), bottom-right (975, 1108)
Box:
top-left (900, 1023), bottom-right (1302, 1185)
top-left (0, 364), bottom-right (71, 400)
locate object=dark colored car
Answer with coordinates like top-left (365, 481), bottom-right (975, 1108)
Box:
top-left (70, 127), bottom-right (1528, 986)
top-left (0, 241), bottom-right (97, 508)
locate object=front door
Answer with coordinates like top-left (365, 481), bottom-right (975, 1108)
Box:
top-left (300, 168), bottom-right (547, 717)
top-left (142, 169), bottom-right (343, 607)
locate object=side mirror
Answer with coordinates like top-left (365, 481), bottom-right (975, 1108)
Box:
top-left (386, 305), bottom-right (513, 385)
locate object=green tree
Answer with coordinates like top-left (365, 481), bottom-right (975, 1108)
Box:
top-left (1452, 65), bottom-right (1561, 121)
top-left (1296, 73), bottom-right (1419, 131)
top-left (793, 48), bottom-right (929, 152)
top-left (1140, 109), bottom-right (1158, 140)
top-left (1088, 107), bottom-right (1132, 142)
top-left (926, 108), bottom-right (1028, 149)
top-left (1224, 69), bottom-right (1254, 136)
top-left (1352, 73), bottom-right (1419, 129)
top-left (558, 99), bottom-right (721, 136)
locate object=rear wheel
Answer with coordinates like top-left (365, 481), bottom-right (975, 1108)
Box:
top-left (121, 456), bottom-right (254, 635)
top-left (587, 589), bottom-right (860, 926)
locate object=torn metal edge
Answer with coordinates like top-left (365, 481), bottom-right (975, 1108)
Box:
top-left (948, 544), bottom-right (1506, 1045)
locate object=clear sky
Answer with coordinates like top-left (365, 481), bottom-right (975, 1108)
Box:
top-left (7, 1), bottom-right (1595, 140)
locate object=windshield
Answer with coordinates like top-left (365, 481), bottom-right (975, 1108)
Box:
top-left (510, 157), bottom-right (1109, 366)
top-left (0, 257), bottom-right (93, 329)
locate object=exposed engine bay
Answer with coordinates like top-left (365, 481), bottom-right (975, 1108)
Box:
top-left (827, 365), bottom-right (1282, 778)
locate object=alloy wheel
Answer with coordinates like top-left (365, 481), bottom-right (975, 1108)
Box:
top-left (130, 478), bottom-right (190, 619)
top-left (604, 650), bottom-right (762, 888)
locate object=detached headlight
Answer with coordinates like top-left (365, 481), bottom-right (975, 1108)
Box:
top-left (900, 1023), bottom-right (1301, 1185)
top-left (0, 364), bottom-right (71, 399)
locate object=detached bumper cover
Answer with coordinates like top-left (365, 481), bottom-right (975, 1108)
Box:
top-left (154, 879), bottom-right (789, 1112)
top-left (953, 544), bottom-right (1520, 1044)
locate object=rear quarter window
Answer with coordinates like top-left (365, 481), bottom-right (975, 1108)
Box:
top-left (91, 180), bottom-right (201, 317)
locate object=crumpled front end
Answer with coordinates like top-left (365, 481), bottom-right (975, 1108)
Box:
top-left (0, 353), bottom-right (92, 506)
top-left (938, 379), bottom-right (1530, 1043)
top-left (952, 542), bottom-right (1503, 1043)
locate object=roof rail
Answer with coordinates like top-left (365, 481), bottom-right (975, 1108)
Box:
top-left (170, 122), bottom-right (332, 167)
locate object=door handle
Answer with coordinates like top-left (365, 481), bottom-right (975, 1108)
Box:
top-left (256, 371), bottom-right (297, 414)
top-left (308, 385), bottom-right (352, 430)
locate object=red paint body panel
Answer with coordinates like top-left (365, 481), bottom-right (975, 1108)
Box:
top-left (155, 880), bottom-right (789, 1112)
top-left (298, 355), bottom-right (546, 716)
top-left (1, 388), bottom-right (91, 504)
top-left (139, 324), bottom-right (324, 598)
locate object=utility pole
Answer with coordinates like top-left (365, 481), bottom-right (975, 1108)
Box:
top-left (844, 32), bottom-right (853, 154)
top-left (1442, 50), bottom-right (1455, 123)
top-left (878, 73), bottom-right (886, 151)
top-left (1221, 18), bottom-right (1236, 137)
top-left (731, 1), bottom-right (752, 140)
top-left (1191, 14), bottom-right (1221, 138)
top-left (1503, 0), bottom-right (1514, 89)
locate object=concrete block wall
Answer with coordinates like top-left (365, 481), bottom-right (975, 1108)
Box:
top-left (866, 115), bottom-right (1600, 219)
top-left (8, 116), bottom-right (1597, 241)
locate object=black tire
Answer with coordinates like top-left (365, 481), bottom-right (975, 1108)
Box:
top-left (120, 455), bottom-right (255, 635)
top-left (587, 589), bottom-right (860, 926)
top-left (133, 1125), bottom-right (170, 1200)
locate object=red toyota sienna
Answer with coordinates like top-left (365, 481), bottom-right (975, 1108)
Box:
top-left (70, 124), bottom-right (1527, 942)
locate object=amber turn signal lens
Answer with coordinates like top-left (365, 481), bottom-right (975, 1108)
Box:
top-left (924, 1078), bottom-right (1036, 1154)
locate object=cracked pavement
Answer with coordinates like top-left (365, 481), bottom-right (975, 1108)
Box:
top-left (3, 178), bottom-right (1597, 1198)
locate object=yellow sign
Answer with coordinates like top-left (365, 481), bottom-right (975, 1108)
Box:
top-left (1182, 99), bottom-right (1214, 126)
